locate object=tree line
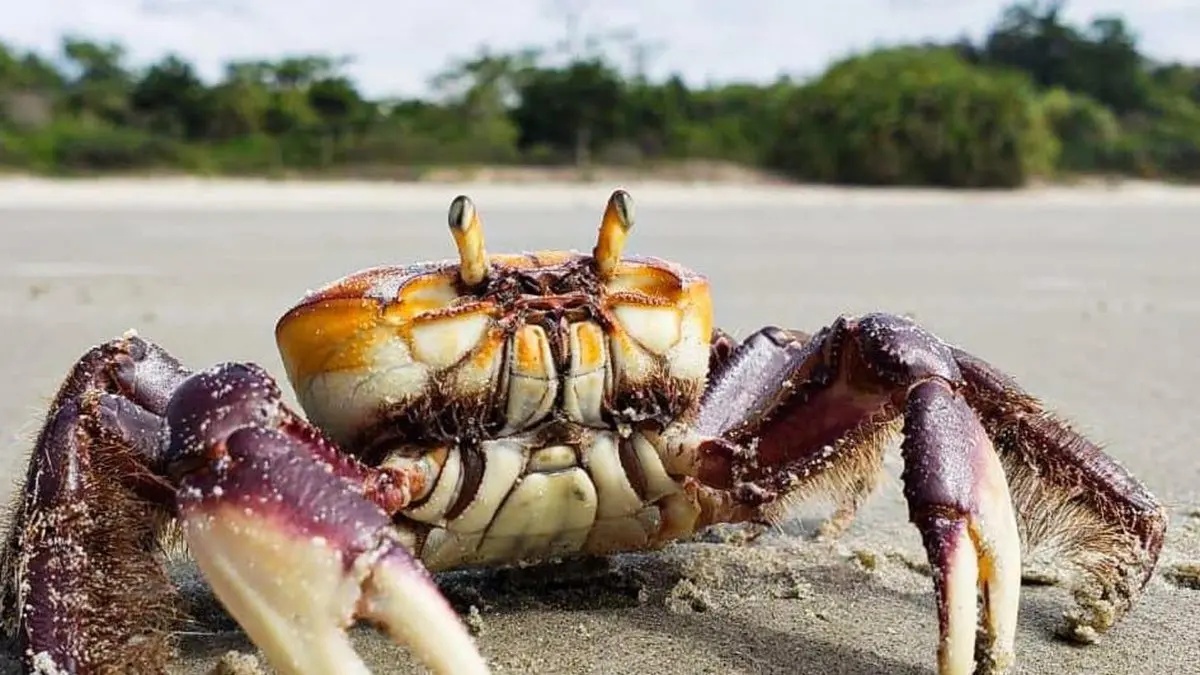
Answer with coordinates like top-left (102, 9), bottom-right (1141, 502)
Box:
top-left (1, 1), bottom-right (1197, 188)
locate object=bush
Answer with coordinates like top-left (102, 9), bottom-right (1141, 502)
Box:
top-left (1038, 88), bottom-right (1123, 173)
top-left (11, 121), bottom-right (188, 173)
top-left (1124, 96), bottom-right (1200, 180)
top-left (199, 134), bottom-right (287, 174)
top-left (766, 47), bottom-right (1057, 188)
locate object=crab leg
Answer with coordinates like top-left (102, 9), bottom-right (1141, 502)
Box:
top-left (950, 348), bottom-right (1167, 640)
top-left (164, 363), bottom-right (488, 675)
top-left (682, 313), bottom-right (1164, 674)
top-left (1, 334), bottom-right (191, 674)
top-left (902, 380), bottom-right (1021, 673)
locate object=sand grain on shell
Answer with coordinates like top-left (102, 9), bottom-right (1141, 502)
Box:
top-left (1, 180), bottom-right (1198, 675)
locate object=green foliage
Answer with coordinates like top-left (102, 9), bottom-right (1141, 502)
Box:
top-left (978, 2), bottom-right (1154, 114)
top-left (513, 59), bottom-right (624, 165)
top-left (1118, 97), bottom-right (1200, 180)
top-left (767, 48), bottom-right (1053, 187)
top-left (1037, 88), bottom-right (1122, 172)
top-left (0, 2), bottom-right (1198, 187)
top-left (9, 120), bottom-right (189, 173)
top-left (130, 55), bottom-right (211, 139)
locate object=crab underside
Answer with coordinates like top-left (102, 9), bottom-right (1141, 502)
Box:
top-left (1, 191), bottom-right (1167, 675)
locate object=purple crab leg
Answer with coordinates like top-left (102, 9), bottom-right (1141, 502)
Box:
top-left (164, 363), bottom-right (489, 675)
top-left (1, 333), bottom-right (191, 674)
top-left (678, 313), bottom-right (1165, 674)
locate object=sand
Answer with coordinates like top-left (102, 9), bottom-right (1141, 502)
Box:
top-left (1, 178), bottom-right (1197, 675)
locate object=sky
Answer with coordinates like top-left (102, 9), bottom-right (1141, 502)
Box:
top-left (3, 1), bottom-right (1199, 99)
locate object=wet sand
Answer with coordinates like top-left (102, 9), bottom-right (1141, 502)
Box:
top-left (1, 179), bottom-right (1198, 674)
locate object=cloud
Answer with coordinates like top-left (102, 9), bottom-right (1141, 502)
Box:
top-left (2, 0), bottom-right (1197, 98)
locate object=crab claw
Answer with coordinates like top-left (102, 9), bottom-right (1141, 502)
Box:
top-left (166, 363), bottom-right (488, 675)
top-left (902, 381), bottom-right (1021, 675)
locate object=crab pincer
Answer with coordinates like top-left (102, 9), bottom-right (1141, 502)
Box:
top-left (164, 363), bottom-right (488, 675)
top-left (900, 380), bottom-right (1022, 674)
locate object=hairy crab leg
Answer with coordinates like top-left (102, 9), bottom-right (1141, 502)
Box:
top-left (1, 333), bottom-right (192, 674)
top-left (164, 363), bottom-right (488, 675)
top-left (949, 348), bottom-right (1167, 641)
top-left (678, 313), bottom-right (1165, 675)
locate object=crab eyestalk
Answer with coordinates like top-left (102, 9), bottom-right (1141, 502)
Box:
top-left (593, 189), bottom-right (634, 281)
top-left (448, 195), bottom-right (489, 288)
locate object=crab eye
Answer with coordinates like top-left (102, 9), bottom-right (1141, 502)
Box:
top-left (448, 195), bottom-right (489, 288)
top-left (592, 189), bottom-right (634, 281)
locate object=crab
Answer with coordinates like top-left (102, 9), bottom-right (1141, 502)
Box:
top-left (0, 189), bottom-right (1168, 675)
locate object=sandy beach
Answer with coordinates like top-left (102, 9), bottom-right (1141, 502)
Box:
top-left (1, 178), bottom-right (1197, 675)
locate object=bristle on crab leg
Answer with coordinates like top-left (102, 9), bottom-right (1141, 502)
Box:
top-left (593, 189), bottom-right (634, 280)
top-left (166, 364), bottom-right (488, 675)
top-left (448, 195), bottom-right (490, 287)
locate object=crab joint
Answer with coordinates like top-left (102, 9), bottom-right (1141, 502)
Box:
top-left (593, 189), bottom-right (634, 280)
top-left (448, 195), bottom-right (489, 287)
